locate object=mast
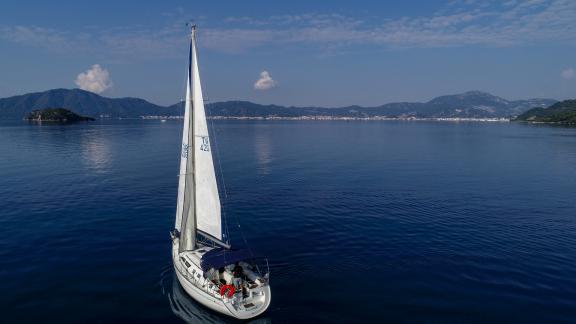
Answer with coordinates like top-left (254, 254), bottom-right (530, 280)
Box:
top-left (190, 25), bottom-right (198, 250)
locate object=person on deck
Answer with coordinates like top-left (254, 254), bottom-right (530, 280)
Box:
top-left (232, 262), bottom-right (244, 291)
top-left (218, 267), bottom-right (227, 286)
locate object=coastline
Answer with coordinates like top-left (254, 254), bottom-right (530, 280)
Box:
top-left (513, 120), bottom-right (576, 126)
top-left (140, 115), bottom-right (511, 122)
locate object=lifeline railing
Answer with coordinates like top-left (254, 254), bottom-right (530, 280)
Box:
top-left (175, 261), bottom-right (233, 302)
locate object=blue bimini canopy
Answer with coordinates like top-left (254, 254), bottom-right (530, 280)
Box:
top-left (200, 248), bottom-right (256, 271)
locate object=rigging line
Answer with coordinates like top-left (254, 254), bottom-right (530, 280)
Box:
top-left (196, 30), bottom-right (250, 258)
top-left (198, 61), bottom-right (251, 256)
top-left (195, 29), bottom-right (231, 244)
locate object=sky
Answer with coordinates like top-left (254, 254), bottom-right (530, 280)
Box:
top-left (1, 0), bottom-right (575, 107)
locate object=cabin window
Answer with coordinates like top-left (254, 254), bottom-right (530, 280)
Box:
top-left (184, 260), bottom-right (191, 268)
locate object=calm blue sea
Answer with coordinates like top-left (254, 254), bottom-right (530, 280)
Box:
top-left (1, 120), bottom-right (576, 323)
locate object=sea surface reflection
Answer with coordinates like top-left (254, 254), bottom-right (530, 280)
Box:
top-left (1, 120), bottom-right (576, 323)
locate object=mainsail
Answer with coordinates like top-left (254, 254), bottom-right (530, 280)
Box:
top-left (175, 28), bottom-right (223, 251)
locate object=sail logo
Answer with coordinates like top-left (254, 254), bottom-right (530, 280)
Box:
top-left (200, 136), bottom-right (210, 152)
top-left (182, 143), bottom-right (189, 158)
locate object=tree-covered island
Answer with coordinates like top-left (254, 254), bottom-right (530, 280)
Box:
top-left (24, 108), bottom-right (95, 123)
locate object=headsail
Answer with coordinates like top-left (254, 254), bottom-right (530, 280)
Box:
top-left (176, 27), bottom-right (223, 252)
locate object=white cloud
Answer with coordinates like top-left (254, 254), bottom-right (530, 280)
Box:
top-left (202, 1), bottom-right (576, 51)
top-left (1, 0), bottom-right (576, 56)
top-left (0, 25), bottom-right (79, 52)
top-left (561, 67), bottom-right (575, 80)
top-left (75, 64), bottom-right (113, 94)
top-left (254, 71), bottom-right (276, 90)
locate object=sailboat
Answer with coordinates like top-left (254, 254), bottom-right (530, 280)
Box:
top-left (170, 25), bottom-right (271, 319)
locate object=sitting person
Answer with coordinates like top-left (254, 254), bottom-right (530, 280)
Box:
top-left (206, 268), bottom-right (217, 283)
top-left (218, 267), bottom-right (227, 286)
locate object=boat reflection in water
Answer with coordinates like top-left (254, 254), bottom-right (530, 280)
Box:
top-left (165, 272), bottom-right (271, 324)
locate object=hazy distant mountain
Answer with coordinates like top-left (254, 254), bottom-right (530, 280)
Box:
top-left (421, 91), bottom-right (555, 117)
top-left (0, 88), bottom-right (557, 120)
top-left (515, 99), bottom-right (576, 124)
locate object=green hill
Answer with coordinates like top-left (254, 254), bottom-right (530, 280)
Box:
top-left (514, 100), bottom-right (576, 124)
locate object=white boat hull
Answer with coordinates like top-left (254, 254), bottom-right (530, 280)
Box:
top-left (172, 240), bottom-right (271, 319)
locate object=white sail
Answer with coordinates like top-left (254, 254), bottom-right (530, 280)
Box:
top-left (191, 32), bottom-right (222, 241)
top-left (175, 43), bottom-right (192, 234)
top-left (176, 29), bottom-right (223, 251)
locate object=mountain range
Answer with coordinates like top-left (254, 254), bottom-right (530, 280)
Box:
top-left (0, 88), bottom-right (557, 120)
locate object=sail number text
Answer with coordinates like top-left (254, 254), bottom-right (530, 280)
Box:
top-left (200, 136), bottom-right (210, 152)
top-left (182, 143), bottom-right (189, 158)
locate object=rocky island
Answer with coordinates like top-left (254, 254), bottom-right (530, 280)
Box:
top-left (25, 108), bottom-right (95, 123)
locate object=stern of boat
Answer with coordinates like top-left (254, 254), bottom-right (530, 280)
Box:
top-left (224, 282), bottom-right (271, 319)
